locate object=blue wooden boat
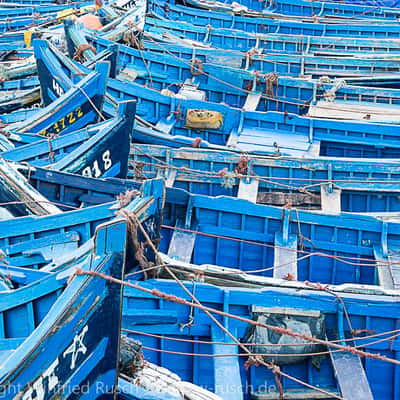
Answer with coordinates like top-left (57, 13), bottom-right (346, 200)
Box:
top-left (123, 275), bottom-right (400, 400)
top-left (0, 87), bottom-right (39, 113)
top-left (183, 0), bottom-right (400, 19)
top-left (84, 33), bottom-right (400, 116)
top-left (102, 75), bottom-right (400, 158)
top-left (158, 186), bottom-right (400, 287)
top-left (130, 144), bottom-right (400, 212)
top-left (1, 61), bottom-right (109, 148)
top-left (3, 100), bottom-right (135, 179)
top-left (0, 157), bottom-right (60, 217)
top-left (0, 52), bottom-right (36, 81)
top-left (0, 218), bottom-right (128, 399)
top-left (144, 17), bottom-right (400, 56)
top-left (0, 177), bottom-right (164, 268)
top-left (84, 28), bottom-right (400, 79)
top-left (45, 35), bottom-right (400, 158)
top-left (169, 0), bottom-right (400, 23)
top-left (148, 0), bottom-right (400, 38)
top-left (261, 0), bottom-right (400, 19)
top-left (17, 165), bottom-right (142, 211)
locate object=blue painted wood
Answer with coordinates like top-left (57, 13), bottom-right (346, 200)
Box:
top-left (2, 98), bottom-right (134, 179)
top-left (144, 17), bottom-right (400, 57)
top-left (53, 33), bottom-right (400, 158)
top-left (149, 0), bottom-right (400, 38)
top-left (0, 178), bottom-right (164, 268)
top-left (261, 0), bottom-right (400, 19)
top-left (123, 278), bottom-right (400, 400)
top-left (0, 218), bottom-right (128, 399)
top-left (158, 186), bottom-right (400, 285)
top-left (3, 61), bottom-right (109, 144)
top-left (129, 144), bottom-right (400, 212)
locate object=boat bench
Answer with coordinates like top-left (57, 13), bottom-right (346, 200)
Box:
top-left (118, 63), bottom-right (169, 82)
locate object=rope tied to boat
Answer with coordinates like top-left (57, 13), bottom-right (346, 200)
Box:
top-left (190, 58), bottom-right (203, 76)
top-left (73, 44), bottom-right (97, 62)
top-left (123, 30), bottom-right (144, 50)
top-left (191, 137), bottom-right (202, 147)
top-left (323, 78), bottom-right (347, 102)
top-left (117, 207), bottom-right (157, 279)
top-left (235, 155), bottom-right (249, 175)
top-left (264, 72), bottom-right (278, 98)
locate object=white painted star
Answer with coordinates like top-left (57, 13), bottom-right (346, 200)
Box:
top-left (63, 325), bottom-right (89, 369)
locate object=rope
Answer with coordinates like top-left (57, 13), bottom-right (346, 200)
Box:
top-left (75, 85), bottom-right (106, 121)
top-left (135, 27), bottom-right (310, 108)
top-left (120, 212), bottom-right (345, 399)
top-left (139, 332), bottom-right (400, 358)
top-left (73, 269), bottom-right (400, 367)
top-left (123, 327), bottom-right (400, 347)
top-left (161, 225), bottom-right (392, 268)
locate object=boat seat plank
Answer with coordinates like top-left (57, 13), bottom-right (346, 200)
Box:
top-left (237, 178), bottom-right (259, 203)
top-left (237, 128), bottom-right (312, 156)
top-left (118, 64), bottom-right (168, 82)
top-left (165, 169), bottom-right (177, 188)
top-left (320, 186), bottom-right (341, 214)
top-left (309, 100), bottom-right (400, 123)
top-left (373, 246), bottom-right (400, 290)
top-left (327, 334), bottom-right (373, 400)
top-left (274, 232), bottom-right (298, 279)
top-left (243, 92), bottom-right (262, 112)
top-left (155, 116), bottom-right (176, 134)
top-left (211, 326), bottom-right (243, 400)
top-left (167, 219), bottom-right (196, 263)
top-left (4, 231), bottom-right (79, 257)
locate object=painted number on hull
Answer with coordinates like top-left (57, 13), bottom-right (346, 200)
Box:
top-left (39, 106), bottom-right (84, 137)
top-left (52, 79), bottom-right (64, 97)
top-left (82, 150), bottom-right (112, 178)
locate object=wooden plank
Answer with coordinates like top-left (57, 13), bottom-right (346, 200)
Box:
top-left (212, 326), bottom-right (243, 400)
top-left (167, 220), bottom-right (196, 263)
top-left (251, 306), bottom-right (320, 318)
top-left (238, 178), bottom-right (259, 203)
top-left (243, 92), bottom-right (262, 112)
top-left (274, 232), bottom-right (298, 279)
top-left (257, 192), bottom-right (320, 207)
top-left (321, 185), bottom-right (341, 214)
top-left (373, 246), bottom-right (400, 290)
top-left (328, 337), bottom-right (373, 400)
top-left (165, 169), bottom-right (177, 188)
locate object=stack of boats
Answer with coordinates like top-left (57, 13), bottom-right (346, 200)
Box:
top-left (1, 0), bottom-right (400, 398)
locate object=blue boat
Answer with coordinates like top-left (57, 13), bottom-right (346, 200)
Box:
top-left (0, 61), bottom-right (109, 149)
top-left (0, 217), bottom-right (128, 399)
top-left (3, 100), bottom-right (135, 180)
top-left (130, 144), bottom-right (400, 212)
top-left (261, 0), bottom-right (400, 19)
top-left (144, 17), bottom-right (400, 56)
top-left (42, 35), bottom-right (400, 158)
top-left (158, 186), bottom-right (400, 287)
top-left (149, 0), bottom-right (400, 38)
top-left (83, 26), bottom-right (400, 79)
top-left (0, 177), bottom-right (164, 268)
top-left (123, 275), bottom-right (400, 400)
top-left (0, 157), bottom-right (61, 217)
